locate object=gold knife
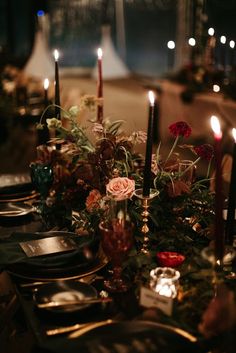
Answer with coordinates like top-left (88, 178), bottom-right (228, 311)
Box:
top-left (46, 322), bottom-right (97, 336)
top-left (69, 319), bottom-right (114, 339)
top-left (37, 297), bottom-right (112, 309)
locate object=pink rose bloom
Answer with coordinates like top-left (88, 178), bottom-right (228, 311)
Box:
top-left (106, 177), bottom-right (135, 201)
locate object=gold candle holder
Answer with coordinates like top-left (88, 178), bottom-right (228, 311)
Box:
top-left (134, 188), bottom-right (159, 254)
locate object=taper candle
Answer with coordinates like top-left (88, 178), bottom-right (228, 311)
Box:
top-left (211, 115), bottom-right (224, 263)
top-left (226, 128), bottom-right (236, 245)
top-left (54, 49), bottom-right (61, 119)
top-left (97, 47), bottom-right (103, 123)
top-left (143, 91), bottom-right (155, 197)
top-left (43, 78), bottom-right (49, 108)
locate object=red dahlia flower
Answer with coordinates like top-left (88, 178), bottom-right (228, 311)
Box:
top-left (169, 121), bottom-right (192, 138)
top-left (193, 144), bottom-right (214, 162)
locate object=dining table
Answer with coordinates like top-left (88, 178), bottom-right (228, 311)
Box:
top-left (0, 177), bottom-right (236, 353)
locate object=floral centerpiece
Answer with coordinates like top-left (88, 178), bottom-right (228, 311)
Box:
top-left (32, 96), bottom-right (214, 247)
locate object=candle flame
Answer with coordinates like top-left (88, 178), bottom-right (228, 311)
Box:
top-left (167, 40), bottom-right (175, 49)
top-left (97, 48), bottom-right (103, 59)
top-left (211, 115), bottom-right (222, 139)
top-left (43, 78), bottom-right (49, 90)
top-left (220, 36), bottom-right (226, 44)
top-left (230, 40), bottom-right (235, 49)
top-left (213, 84), bottom-right (220, 93)
top-left (54, 49), bottom-right (59, 61)
top-left (208, 27), bottom-right (215, 36)
top-left (232, 128), bottom-right (236, 143)
top-left (188, 37), bottom-right (196, 47)
top-left (148, 91), bottom-right (155, 106)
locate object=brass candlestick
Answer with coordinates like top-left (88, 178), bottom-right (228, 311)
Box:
top-left (134, 188), bottom-right (159, 254)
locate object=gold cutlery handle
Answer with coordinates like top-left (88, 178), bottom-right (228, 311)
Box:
top-left (37, 297), bottom-right (112, 309)
top-left (69, 319), bottom-right (114, 339)
top-left (46, 322), bottom-right (95, 336)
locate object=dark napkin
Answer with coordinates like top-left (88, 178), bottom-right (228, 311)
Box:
top-left (0, 231), bottom-right (99, 270)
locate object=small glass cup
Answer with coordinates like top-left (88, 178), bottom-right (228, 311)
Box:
top-left (149, 267), bottom-right (180, 298)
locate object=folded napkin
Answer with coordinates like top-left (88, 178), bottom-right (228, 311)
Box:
top-left (0, 231), bottom-right (99, 270)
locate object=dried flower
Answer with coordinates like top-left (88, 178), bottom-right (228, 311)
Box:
top-left (193, 144), bottom-right (214, 161)
top-left (92, 123), bottom-right (104, 135)
top-left (79, 94), bottom-right (97, 110)
top-left (46, 118), bottom-right (62, 129)
top-left (151, 154), bottom-right (159, 175)
top-left (129, 131), bottom-right (147, 144)
top-left (106, 177), bottom-right (135, 201)
top-left (167, 180), bottom-right (190, 198)
top-left (169, 121), bottom-right (192, 138)
top-left (85, 189), bottom-right (102, 212)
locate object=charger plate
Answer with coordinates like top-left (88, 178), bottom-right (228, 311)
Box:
top-left (45, 320), bottom-right (201, 353)
top-left (7, 249), bottom-right (107, 282)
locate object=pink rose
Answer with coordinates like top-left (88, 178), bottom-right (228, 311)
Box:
top-left (106, 177), bottom-right (135, 201)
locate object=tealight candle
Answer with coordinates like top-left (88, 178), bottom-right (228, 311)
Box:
top-left (97, 47), bottom-right (103, 123)
top-left (150, 267), bottom-right (180, 298)
top-left (211, 115), bottom-right (224, 263)
top-left (54, 49), bottom-right (61, 119)
top-left (143, 91), bottom-right (155, 197)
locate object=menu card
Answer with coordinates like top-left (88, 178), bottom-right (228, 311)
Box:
top-left (19, 236), bottom-right (77, 257)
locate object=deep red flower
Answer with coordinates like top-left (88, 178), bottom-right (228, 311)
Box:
top-left (193, 144), bottom-right (214, 162)
top-left (156, 251), bottom-right (185, 267)
top-left (169, 121), bottom-right (192, 138)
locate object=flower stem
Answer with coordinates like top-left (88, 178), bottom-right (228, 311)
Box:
top-left (164, 136), bottom-right (179, 165)
top-left (178, 157), bottom-right (201, 178)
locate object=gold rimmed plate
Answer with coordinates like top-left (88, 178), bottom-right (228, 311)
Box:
top-left (7, 249), bottom-right (108, 282)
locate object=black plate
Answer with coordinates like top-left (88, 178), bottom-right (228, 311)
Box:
top-left (0, 173), bottom-right (32, 195)
top-left (78, 321), bottom-right (198, 352)
top-left (46, 321), bottom-right (201, 353)
top-left (7, 250), bottom-right (107, 282)
top-left (33, 281), bottom-right (98, 313)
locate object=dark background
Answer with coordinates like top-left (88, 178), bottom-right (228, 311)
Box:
top-left (0, 0), bottom-right (236, 77)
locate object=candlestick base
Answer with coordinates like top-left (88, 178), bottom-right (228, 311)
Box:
top-left (134, 188), bottom-right (159, 255)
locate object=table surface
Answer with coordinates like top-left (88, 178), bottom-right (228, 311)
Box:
top-left (0, 214), bottom-right (236, 353)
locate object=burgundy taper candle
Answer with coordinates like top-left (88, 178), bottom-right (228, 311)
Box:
top-left (97, 48), bottom-right (103, 123)
top-left (211, 115), bottom-right (224, 263)
top-left (143, 91), bottom-right (155, 197)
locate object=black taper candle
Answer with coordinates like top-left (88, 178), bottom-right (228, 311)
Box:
top-left (54, 50), bottom-right (61, 119)
top-left (226, 131), bottom-right (236, 245)
top-left (143, 91), bottom-right (155, 197)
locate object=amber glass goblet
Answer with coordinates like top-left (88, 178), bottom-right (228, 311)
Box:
top-left (99, 218), bottom-right (133, 292)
